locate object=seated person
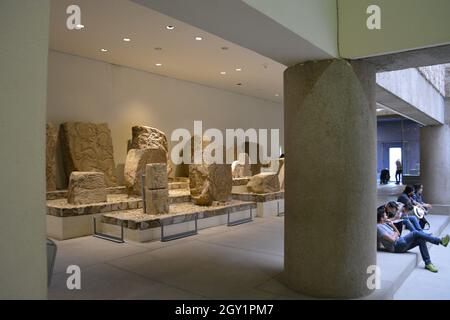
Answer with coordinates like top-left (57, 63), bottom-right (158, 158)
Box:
top-left (377, 209), bottom-right (449, 273)
top-left (397, 186), bottom-right (415, 208)
top-left (399, 185), bottom-right (427, 211)
top-left (413, 184), bottom-right (432, 211)
top-left (383, 201), bottom-right (423, 233)
top-left (397, 185), bottom-right (430, 229)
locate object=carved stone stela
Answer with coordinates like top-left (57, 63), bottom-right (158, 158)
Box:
top-left (60, 122), bottom-right (117, 187)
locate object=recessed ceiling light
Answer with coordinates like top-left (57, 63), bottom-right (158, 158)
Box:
top-left (275, 94), bottom-right (280, 97)
top-left (220, 71), bottom-right (226, 75)
top-left (166, 25), bottom-right (175, 30)
top-left (123, 38), bottom-right (131, 42)
top-left (376, 108), bottom-right (383, 112)
top-left (100, 48), bottom-right (108, 52)
top-left (235, 68), bottom-right (242, 72)
top-left (75, 24), bottom-right (85, 30)
top-left (155, 63), bottom-right (163, 67)
top-left (195, 36), bottom-right (203, 41)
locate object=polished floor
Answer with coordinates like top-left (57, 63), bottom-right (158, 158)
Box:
top-left (49, 216), bottom-right (286, 299)
top-left (48, 183), bottom-right (449, 300)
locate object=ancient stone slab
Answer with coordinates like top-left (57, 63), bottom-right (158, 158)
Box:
top-left (67, 172), bottom-right (107, 205)
top-left (189, 163), bottom-right (232, 206)
top-left (131, 125), bottom-right (168, 153)
top-left (124, 148), bottom-right (166, 195)
top-left (247, 172), bottom-right (280, 194)
top-left (146, 163), bottom-right (168, 190)
top-left (60, 122), bottom-right (117, 187)
top-left (145, 188), bottom-right (169, 215)
top-left (231, 153), bottom-right (252, 178)
top-left (130, 125), bottom-right (172, 176)
top-left (46, 123), bottom-right (58, 191)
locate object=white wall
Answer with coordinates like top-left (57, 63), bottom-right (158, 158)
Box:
top-left (47, 51), bottom-right (284, 188)
top-left (0, 0), bottom-right (49, 299)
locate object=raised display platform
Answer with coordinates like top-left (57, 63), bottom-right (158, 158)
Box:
top-left (100, 200), bottom-right (257, 242)
top-left (46, 179), bottom-right (190, 200)
top-left (46, 186), bottom-right (127, 200)
top-left (232, 191), bottom-right (284, 218)
top-left (46, 190), bottom-right (191, 240)
top-left (47, 190), bottom-right (191, 217)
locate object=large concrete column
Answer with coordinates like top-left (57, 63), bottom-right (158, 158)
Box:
top-left (0, 0), bottom-right (50, 299)
top-left (284, 59), bottom-right (377, 298)
top-left (420, 125), bottom-right (450, 205)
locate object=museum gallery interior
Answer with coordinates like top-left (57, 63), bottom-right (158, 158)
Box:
top-left (1, 0), bottom-right (450, 300)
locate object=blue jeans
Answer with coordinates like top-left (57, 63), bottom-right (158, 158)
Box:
top-left (394, 230), bottom-right (441, 265)
top-left (402, 216), bottom-right (422, 232)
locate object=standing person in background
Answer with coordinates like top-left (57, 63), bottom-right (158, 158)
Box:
top-left (395, 159), bottom-right (403, 185)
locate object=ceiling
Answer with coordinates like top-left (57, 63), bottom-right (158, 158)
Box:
top-left (49, 0), bottom-right (286, 103)
top-left (376, 103), bottom-right (399, 117)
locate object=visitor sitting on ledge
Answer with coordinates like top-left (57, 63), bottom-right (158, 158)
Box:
top-left (397, 185), bottom-right (430, 229)
top-left (383, 201), bottom-right (423, 233)
top-left (413, 184), bottom-right (432, 211)
top-left (377, 209), bottom-right (449, 273)
top-left (398, 185), bottom-right (427, 211)
top-left (397, 186), bottom-right (415, 208)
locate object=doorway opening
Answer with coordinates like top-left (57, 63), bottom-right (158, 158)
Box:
top-left (389, 147), bottom-right (402, 182)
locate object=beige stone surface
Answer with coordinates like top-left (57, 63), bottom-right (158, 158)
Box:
top-left (278, 161), bottom-right (285, 190)
top-left (145, 163), bottom-right (168, 190)
top-left (130, 125), bottom-right (172, 177)
top-left (67, 172), bottom-right (107, 205)
top-left (46, 123), bottom-right (58, 191)
top-left (247, 172), bottom-right (280, 194)
top-left (60, 122), bottom-right (117, 187)
top-left (189, 163), bottom-right (232, 206)
top-left (130, 125), bottom-right (168, 152)
top-left (145, 188), bottom-right (169, 215)
top-left (124, 148), bottom-right (166, 195)
top-left (231, 153), bottom-right (252, 178)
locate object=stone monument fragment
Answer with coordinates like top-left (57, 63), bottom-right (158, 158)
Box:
top-left (60, 122), bottom-right (117, 187)
top-left (247, 172), bottom-right (280, 194)
top-left (46, 123), bottom-right (58, 191)
top-left (144, 163), bottom-right (169, 215)
top-left (67, 172), bottom-right (107, 205)
top-left (189, 163), bottom-right (232, 206)
top-left (124, 148), bottom-right (166, 195)
top-left (231, 153), bottom-right (252, 178)
top-left (130, 125), bottom-right (172, 177)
